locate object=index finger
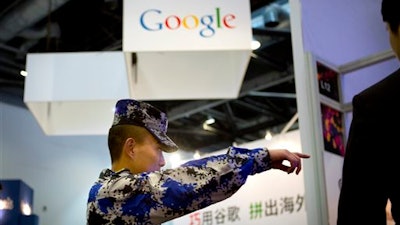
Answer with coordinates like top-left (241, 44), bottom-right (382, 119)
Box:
top-left (295, 152), bottom-right (311, 158)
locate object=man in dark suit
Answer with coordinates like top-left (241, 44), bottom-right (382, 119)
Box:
top-left (337, 0), bottom-right (400, 224)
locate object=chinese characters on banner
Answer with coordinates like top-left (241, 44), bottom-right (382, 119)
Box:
top-left (186, 194), bottom-right (305, 225)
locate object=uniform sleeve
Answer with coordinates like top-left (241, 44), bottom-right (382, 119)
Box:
top-left (102, 146), bottom-right (272, 224)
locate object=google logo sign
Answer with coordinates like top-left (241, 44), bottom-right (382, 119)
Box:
top-left (139, 8), bottom-right (237, 38)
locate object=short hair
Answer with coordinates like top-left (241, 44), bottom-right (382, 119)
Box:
top-left (381, 0), bottom-right (400, 33)
top-left (108, 125), bottom-right (148, 162)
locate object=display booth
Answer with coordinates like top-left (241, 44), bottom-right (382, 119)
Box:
top-left (290, 0), bottom-right (399, 224)
top-left (18, 0), bottom-right (400, 225)
top-left (0, 180), bottom-right (39, 225)
top-left (24, 0), bottom-right (252, 136)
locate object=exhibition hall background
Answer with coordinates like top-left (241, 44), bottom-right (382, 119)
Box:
top-left (1, 0), bottom-right (399, 225)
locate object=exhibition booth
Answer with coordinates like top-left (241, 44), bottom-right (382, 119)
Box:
top-left (0, 180), bottom-right (39, 225)
top-left (23, 0), bottom-right (251, 135)
top-left (1, 0), bottom-right (398, 225)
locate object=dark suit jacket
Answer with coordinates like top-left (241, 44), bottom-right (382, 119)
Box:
top-left (337, 67), bottom-right (400, 225)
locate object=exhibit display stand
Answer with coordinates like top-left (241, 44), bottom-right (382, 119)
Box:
top-left (24, 0), bottom-right (252, 136)
top-left (0, 180), bottom-right (39, 225)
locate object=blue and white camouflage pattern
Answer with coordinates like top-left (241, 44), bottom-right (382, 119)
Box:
top-left (87, 146), bottom-right (272, 225)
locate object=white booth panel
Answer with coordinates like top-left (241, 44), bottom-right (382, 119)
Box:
top-left (24, 51), bottom-right (130, 135)
top-left (129, 51), bottom-right (250, 100)
top-left (24, 50), bottom-right (250, 135)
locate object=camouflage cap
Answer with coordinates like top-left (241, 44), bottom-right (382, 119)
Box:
top-left (111, 99), bottom-right (178, 152)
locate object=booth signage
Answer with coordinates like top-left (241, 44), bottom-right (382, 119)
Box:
top-left (123, 0), bottom-right (252, 51)
top-left (139, 8), bottom-right (236, 38)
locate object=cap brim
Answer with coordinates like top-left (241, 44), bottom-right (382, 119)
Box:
top-left (146, 128), bottom-right (178, 152)
top-left (159, 135), bottom-right (179, 153)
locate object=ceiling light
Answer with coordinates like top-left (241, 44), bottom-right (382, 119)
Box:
top-left (205, 117), bottom-right (215, 125)
top-left (193, 151), bottom-right (201, 159)
top-left (251, 40), bottom-right (261, 50)
top-left (20, 70), bottom-right (28, 76)
top-left (265, 130), bottom-right (273, 140)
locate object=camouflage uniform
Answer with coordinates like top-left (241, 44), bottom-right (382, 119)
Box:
top-left (87, 146), bottom-right (272, 225)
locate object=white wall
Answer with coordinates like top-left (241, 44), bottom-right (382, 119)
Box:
top-left (1, 101), bottom-right (109, 225)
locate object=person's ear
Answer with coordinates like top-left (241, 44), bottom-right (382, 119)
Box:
top-left (124, 137), bottom-right (136, 159)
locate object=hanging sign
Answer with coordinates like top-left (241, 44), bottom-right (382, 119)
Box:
top-left (123, 0), bottom-right (252, 52)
